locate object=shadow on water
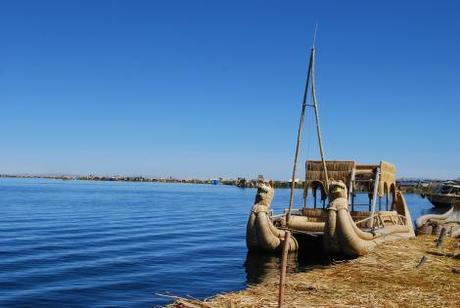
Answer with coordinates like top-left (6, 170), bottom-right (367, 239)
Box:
top-left (244, 234), bottom-right (345, 285)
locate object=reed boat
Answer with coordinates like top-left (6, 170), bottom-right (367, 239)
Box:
top-left (416, 193), bottom-right (460, 238)
top-left (246, 33), bottom-right (414, 257)
top-left (423, 181), bottom-right (460, 208)
top-left (246, 160), bottom-right (415, 257)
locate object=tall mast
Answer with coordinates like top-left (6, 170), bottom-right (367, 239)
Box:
top-left (286, 26), bottom-right (329, 224)
top-left (286, 28), bottom-right (316, 224)
top-left (310, 41), bottom-right (329, 193)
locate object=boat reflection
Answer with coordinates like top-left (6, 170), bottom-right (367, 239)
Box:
top-left (244, 235), bottom-right (337, 284)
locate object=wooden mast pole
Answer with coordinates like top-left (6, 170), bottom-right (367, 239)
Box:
top-left (310, 45), bottom-right (329, 193)
top-left (286, 27), bottom-right (317, 224)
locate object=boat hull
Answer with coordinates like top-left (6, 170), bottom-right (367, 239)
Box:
top-left (416, 204), bottom-right (460, 237)
top-left (323, 191), bottom-right (414, 257)
top-left (246, 205), bottom-right (299, 252)
top-left (427, 194), bottom-right (460, 208)
top-left (246, 191), bottom-right (415, 256)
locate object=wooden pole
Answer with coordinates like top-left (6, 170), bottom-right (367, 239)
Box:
top-left (314, 189), bottom-right (317, 208)
top-left (303, 164), bottom-right (308, 209)
top-left (436, 228), bottom-right (446, 248)
top-left (369, 168), bottom-right (381, 228)
top-left (278, 231), bottom-right (291, 308)
top-left (286, 40), bottom-right (315, 225)
top-left (348, 168), bottom-right (355, 208)
top-left (310, 46), bottom-right (329, 193)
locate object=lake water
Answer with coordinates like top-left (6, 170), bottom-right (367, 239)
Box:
top-left (0, 178), bottom-right (438, 307)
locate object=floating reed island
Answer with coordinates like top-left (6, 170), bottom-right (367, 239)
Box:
top-left (169, 236), bottom-right (459, 307)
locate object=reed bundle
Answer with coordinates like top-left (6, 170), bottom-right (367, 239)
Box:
top-left (167, 236), bottom-right (459, 307)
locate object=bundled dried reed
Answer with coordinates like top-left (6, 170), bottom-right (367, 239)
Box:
top-left (167, 236), bottom-right (459, 307)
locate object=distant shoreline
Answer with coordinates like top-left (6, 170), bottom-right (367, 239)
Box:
top-left (0, 174), bottom-right (307, 189)
top-left (0, 174), bottom-right (442, 193)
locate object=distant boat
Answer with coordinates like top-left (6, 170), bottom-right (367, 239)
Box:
top-left (417, 181), bottom-right (460, 238)
top-left (416, 201), bottom-right (460, 238)
top-left (424, 181), bottom-right (460, 208)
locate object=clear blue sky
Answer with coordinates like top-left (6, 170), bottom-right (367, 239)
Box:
top-left (1, 1), bottom-right (459, 179)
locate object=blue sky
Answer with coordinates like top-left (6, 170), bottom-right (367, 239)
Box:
top-left (1, 1), bottom-right (459, 179)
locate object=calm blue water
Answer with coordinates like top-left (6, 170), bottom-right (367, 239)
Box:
top-left (0, 178), bottom-right (437, 307)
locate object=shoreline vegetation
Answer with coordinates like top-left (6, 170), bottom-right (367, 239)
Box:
top-left (167, 236), bottom-right (459, 307)
top-left (0, 174), bottom-right (449, 193)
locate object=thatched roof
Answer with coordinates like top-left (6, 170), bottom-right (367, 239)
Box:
top-left (304, 160), bottom-right (397, 198)
top-left (305, 160), bottom-right (355, 184)
top-left (379, 161), bottom-right (397, 197)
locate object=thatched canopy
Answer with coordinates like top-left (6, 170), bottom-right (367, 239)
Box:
top-left (304, 160), bottom-right (355, 200)
top-left (304, 160), bottom-right (397, 199)
top-left (379, 161), bottom-right (396, 197)
top-left (354, 161), bottom-right (396, 197)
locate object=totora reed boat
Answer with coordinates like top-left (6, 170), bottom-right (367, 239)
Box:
top-left (246, 34), bottom-right (415, 257)
top-left (423, 181), bottom-right (460, 208)
top-left (246, 160), bottom-right (415, 257)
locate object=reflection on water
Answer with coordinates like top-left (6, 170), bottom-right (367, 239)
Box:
top-left (244, 234), bottom-right (338, 284)
top-left (245, 252), bottom-right (286, 284)
top-left (245, 250), bottom-right (336, 284)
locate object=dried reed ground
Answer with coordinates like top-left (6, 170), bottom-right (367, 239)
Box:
top-left (170, 236), bottom-right (459, 307)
